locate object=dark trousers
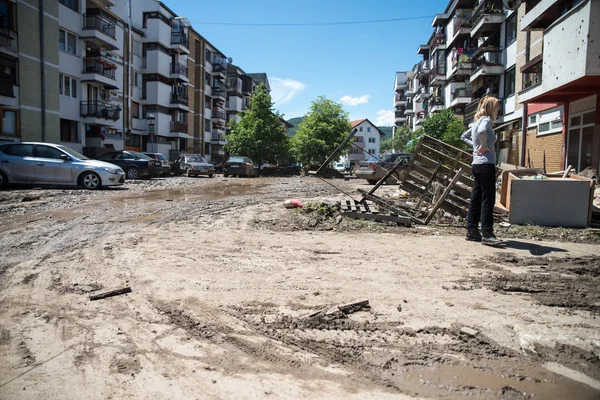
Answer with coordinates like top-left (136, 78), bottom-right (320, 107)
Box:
top-left (467, 164), bottom-right (496, 233)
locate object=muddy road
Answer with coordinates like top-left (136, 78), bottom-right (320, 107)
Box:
top-left (1, 176), bottom-right (599, 399)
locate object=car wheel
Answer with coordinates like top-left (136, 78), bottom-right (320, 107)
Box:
top-left (0, 170), bottom-right (7, 189)
top-left (127, 167), bottom-right (140, 180)
top-left (208, 174), bottom-right (214, 178)
top-left (185, 168), bottom-right (191, 177)
top-left (386, 172), bottom-right (400, 185)
top-left (223, 173), bottom-right (228, 177)
top-left (79, 171), bottom-right (102, 190)
top-left (367, 179), bottom-right (377, 185)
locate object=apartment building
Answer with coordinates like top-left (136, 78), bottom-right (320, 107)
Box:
top-left (394, 0), bottom-right (526, 165)
top-left (343, 119), bottom-right (384, 165)
top-left (518, 0), bottom-right (600, 173)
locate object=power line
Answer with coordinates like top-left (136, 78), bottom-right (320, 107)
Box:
top-left (190, 15), bottom-right (434, 27)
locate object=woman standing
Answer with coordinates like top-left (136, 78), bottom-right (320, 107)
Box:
top-left (461, 97), bottom-right (505, 246)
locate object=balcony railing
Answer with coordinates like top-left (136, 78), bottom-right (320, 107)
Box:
top-left (429, 65), bottom-right (447, 80)
top-left (212, 63), bottom-right (226, 73)
top-left (82, 14), bottom-right (116, 39)
top-left (452, 87), bottom-right (472, 100)
top-left (522, 61), bottom-right (543, 91)
top-left (472, 1), bottom-right (504, 26)
top-left (471, 51), bottom-right (503, 72)
top-left (212, 109), bottom-right (226, 120)
top-left (170, 121), bottom-right (188, 133)
top-left (80, 101), bottom-right (120, 121)
top-left (170, 93), bottom-right (188, 105)
top-left (83, 58), bottom-right (116, 80)
top-left (0, 76), bottom-right (14, 97)
top-left (453, 15), bottom-right (473, 33)
top-left (405, 101), bottom-right (414, 111)
top-left (212, 87), bottom-right (226, 97)
top-left (212, 133), bottom-right (225, 142)
top-left (171, 31), bottom-right (189, 48)
top-left (431, 33), bottom-right (446, 49)
top-left (170, 62), bottom-right (188, 77)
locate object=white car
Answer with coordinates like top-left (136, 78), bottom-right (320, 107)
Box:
top-left (334, 162), bottom-right (346, 173)
top-left (0, 142), bottom-right (126, 190)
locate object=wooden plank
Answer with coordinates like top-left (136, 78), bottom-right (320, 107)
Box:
top-left (367, 157), bottom-right (409, 196)
top-left (89, 287), bottom-right (132, 301)
top-left (414, 154), bottom-right (474, 187)
top-left (399, 135), bottom-right (425, 187)
top-left (439, 201), bottom-right (468, 218)
top-left (366, 200), bottom-right (379, 214)
top-left (420, 144), bottom-right (473, 174)
top-left (422, 135), bottom-right (473, 161)
top-left (343, 211), bottom-right (412, 226)
top-left (425, 168), bottom-right (463, 225)
top-left (349, 201), bottom-right (357, 212)
top-left (358, 189), bottom-right (424, 223)
top-left (358, 202), bottom-right (368, 213)
top-left (310, 128), bottom-right (358, 175)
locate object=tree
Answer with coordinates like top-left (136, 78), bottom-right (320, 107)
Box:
top-left (405, 109), bottom-right (467, 152)
top-left (290, 96), bottom-right (351, 166)
top-left (225, 83), bottom-right (289, 169)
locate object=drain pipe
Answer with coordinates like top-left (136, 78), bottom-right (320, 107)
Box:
top-left (39, 0), bottom-right (46, 141)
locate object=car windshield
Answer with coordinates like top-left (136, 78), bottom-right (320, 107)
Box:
top-left (132, 152), bottom-right (152, 160)
top-left (228, 157), bottom-right (245, 163)
top-left (186, 156), bottom-right (206, 163)
top-left (57, 145), bottom-right (89, 160)
top-left (156, 154), bottom-right (167, 160)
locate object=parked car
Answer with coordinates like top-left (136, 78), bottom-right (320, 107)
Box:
top-left (355, 153), bottom-right (412, 185)
top-left (97, 150), bottom-right (163, 180)
top-left (171, 154), bottom-right (215, 177)
top-left (0, 142), bottom-right (125, 190)
top-left (142, 152), bottom-right (170, 175)
top-left (224, 156), bottom-right (256, 177)
top-left (334, 162), bottom-right (346, 173)
top-left (212, 162), bottom-right (223, 173)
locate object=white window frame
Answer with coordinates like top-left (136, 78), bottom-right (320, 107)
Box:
top-left (59, 73), bottom-right (77, 98)
top-left (535, 106), bottom-right (563, 136)
top-left (368, 148), bottom-right (375, 155)
top-left (59, 28), bottom-right (77, 55)
top-left (367, 127), bottom-right (371, 133)
top-left (134, 71), bottom-right (140, 88)
top-left (566, 110), bottom-right (596, 172)
top-left (368, 137), bottom-right (376, 143)
top-left (359, 126), bottom-right (363, 132)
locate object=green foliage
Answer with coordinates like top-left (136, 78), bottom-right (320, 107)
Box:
top-left (290, 96), bottom-right (351, 166)
top-left (286, 117), bottom-right (304, 137)
top-left (225, 83), bottom-right (289, 166)
top-left (381, 125), bottom-right (413, 153)
top-left (405, 109), bottom-right (467, 152)
top-left (378, 126), bottom-right (393, 140)
top-left (301, 202), bottom-right (339, 218)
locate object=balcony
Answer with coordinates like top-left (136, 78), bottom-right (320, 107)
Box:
top-left (82, 13), bottom-right (116, 40)
top-left (416, 60), bottom-right (430, 77)
top-left (449, 57), bottom-right (472, 80)
top-left (80, 101), bottom-right (121, 122)
top-left (429, 66), bottom-right (447, 86)
top-left (415, 111), bottom-right (427, 126)
top-left (170, 92), bottom-right (188, 107)
top-left (0, 17), bottom-right (16, 54)
top-left (450, 87), bottom-right (472, 108)
top-left (519, 59), bottom-right (544, 103)
top-left (212, 63), bottom-right (227, 78)
top-left (211, 133), bottom-right (226, 144)
top-left (212, 108), bottom-right (226, 121)
top-left (520, 0), bottom-right (561, 31)
top-left (0, 76), bottom-right (14, 97)
top-left (448, 14), bottom-right (472, 48)
top-left (429, 96), bottom-right (445, 113)
top-left (395, 111), bottom-right (407, 125)
top-left (471, 1), bottom-right (505, 38)
top-left (170, 62), bottom-right (189, 82)
top-left (430, 33), bottom-right (447, 54)
top-left (470, 50), bottom-right (504, 82)
top-left (404, 102), bottom-right (415, 116)
top-left (170, 121), bottom-right (188, 134)
top-left (212, 87), bottom-right (226, 100)
top-left (82, 58), bottom-right (117, 87)
top-left (170, 31), bottom-right (189, 54)
top-left (405, 87), bottom-right (417, 98)
top-left (395, 80), bottom-right (407, 93)
top-left (395, 95), bottom-right (407, 108)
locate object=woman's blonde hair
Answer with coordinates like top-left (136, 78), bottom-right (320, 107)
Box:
top-left (475, 96), bottom-right (500, 121)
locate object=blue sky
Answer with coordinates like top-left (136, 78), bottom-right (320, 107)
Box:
top-left (168, 0), bottom-right (449, 125)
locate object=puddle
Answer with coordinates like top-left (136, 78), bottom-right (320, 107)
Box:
top-left (0, 210), bottom-right (84, 232)
top-left (109, 183), bottom-right (265, 206)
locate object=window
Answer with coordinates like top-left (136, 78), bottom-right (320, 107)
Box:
top-left (0, 0), bottom-right (15, 30)
top-left (59, 29), bottom-right (77, 55)
top-left (1, 108), bottom-right (17, 135)
top-left (368, 137), bottom-right (376, 143)
top-left (504, 67), bottom-right (515, 98)
top-left (367, 127), bottom-right (371, 133)
top-left (359, 127), bottom-right (363, 132)
top-left (37, 145), bottom-right (65, 159)
top-left (354, 136), bottom-right (364, 142)
top-left (59, 74), bottom-right (77, 98)
top-left (536, 106), bottom-right (564, 136)
top-left (60, 119), bottom-right (78, 142)
top-left (58, 0), bottom-right (78, 12)
top-left (0, 144), bottom-right (32, 156)
top-left (505, 13), bottom-right (517, 46)
top-left (133, 40), bottom-right (142, 57)
top-left (528, 114), bottom-right (537, 126)
top-left (368, 149), bottom-right (375, 155)
top-left (132, 102), bottom-right (140, 119)
top-left (567, 110), bottom-right (597, 171)
top-left (0, 55), bottom-right (17, 97)
top-left (134, 72), bottom-right (140, 88)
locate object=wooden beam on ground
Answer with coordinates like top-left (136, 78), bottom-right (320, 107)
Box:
top-left (343, 211), bottom-right (412, 226)
top-left (89, 287), bottom-right (132, 301)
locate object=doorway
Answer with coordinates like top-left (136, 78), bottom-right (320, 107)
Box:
top-left (566, 110), bottom-right (598, 172)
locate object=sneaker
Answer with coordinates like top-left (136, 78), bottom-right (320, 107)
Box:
top-left (481, 232), bottom-right (506, 246)
top-left (465, 228), bottom-right (482, 242)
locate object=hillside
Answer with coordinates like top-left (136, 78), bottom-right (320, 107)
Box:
top-left (378, 126), bottom-right (393, 140)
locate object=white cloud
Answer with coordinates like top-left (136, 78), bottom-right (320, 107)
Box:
top-left (374, 110), bottom-right (395, 126)
top-left (339, 95), bottom-right (371, 106)
top-left (270, 77), bottom-right (306, 106)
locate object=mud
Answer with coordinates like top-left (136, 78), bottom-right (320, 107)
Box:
top-left (1, 177), bottom-right (600, 399)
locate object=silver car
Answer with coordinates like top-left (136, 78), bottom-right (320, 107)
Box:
top-left (0, 142), bottom-right (126, 190)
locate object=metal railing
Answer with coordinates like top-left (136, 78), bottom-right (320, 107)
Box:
top-left (82, 14), bottom-right (116, 39)
top-left (471, 51), bottom-right (503, 72)
top-left (170, 62), bottom-right (188, 77)
top-left (211, 133), bottom-right (226, 142)
top-left (171, 31), bottom-right (189, 48)
top-left (212, 63), bottom-right (226, 73)
top-left (405, 101), bottom-right (414, 111)
top-left (83, 58), bottom-right (116, 80)
top-left (452, 87), bottom-right (472, 100)
top-left (170, 93), bottom-right (188, 105)
top-left (522, 61), bottom-right (543, 91)
top-left (170, 121), bottom-right (188, 133)
top-left (472, 1), bottom-right (504, 25)
top-left (212, 109), bottom-right (226, 120)
top-left (80, 101), bottom-right (120, 121)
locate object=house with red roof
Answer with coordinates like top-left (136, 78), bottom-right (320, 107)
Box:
top-left (340, 119), bottom-right (385, 167)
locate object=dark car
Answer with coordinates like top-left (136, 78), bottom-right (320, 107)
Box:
top-left (142, 152), bottom-right (170, 175)
top-left (224, 156), bottom-right (256, 177)
top-left (97, 150), bottom-right (163, 180)
top-left (171, 154), bottom-right (215, 177)
top-left (355, 153), bottom-right (411, 184)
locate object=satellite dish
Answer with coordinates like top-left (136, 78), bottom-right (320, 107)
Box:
top-left (503, 0), bottom-right (522, 10)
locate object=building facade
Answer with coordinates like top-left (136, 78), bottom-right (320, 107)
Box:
top-left (342, 119), bottom-right (384, 165)
top-left (0, 0), bottom-right (269, 163)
